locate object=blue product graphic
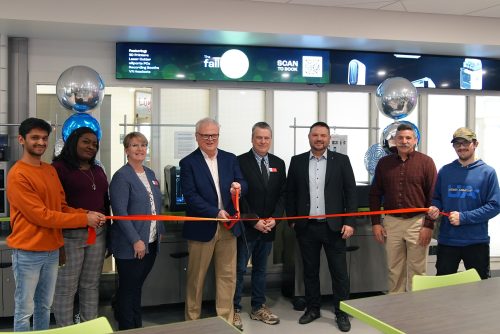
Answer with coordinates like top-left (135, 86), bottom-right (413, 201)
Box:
top-left (460, 58), bottom-right (482, 90)
top-left (411, 77), bottom-right (436, 88)
top-left (348, 59), bottom-right (366, 85)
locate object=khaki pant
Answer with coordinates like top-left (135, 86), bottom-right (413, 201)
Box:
top-left (185, 222), bottom-right (236, 321)
top-left (384, 214), bottom-right (428, 293)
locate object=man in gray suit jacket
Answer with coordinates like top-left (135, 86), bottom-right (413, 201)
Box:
top-left (286, 122), bottom-right (357, 332)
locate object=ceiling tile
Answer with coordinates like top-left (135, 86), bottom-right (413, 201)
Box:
top-left (379, 1), bottom-right (407, 12)
top-left (290, 1), bottom-right (395, 9)
top-left (401, 0), bottom-right (500, 16)
top-left (467, 4), bottom-right (500, 17)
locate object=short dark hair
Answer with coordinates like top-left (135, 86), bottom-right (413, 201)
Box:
top-left (252, 122), bottom-right (272, 137)
top-left (18, 117), bottom-right (52, 139)
top-left (53, 127), bottom-right (99, 169)
top-left (396, 123), bottom-right (417, 138)
top-left (309, 121), bottom-right (330, 134)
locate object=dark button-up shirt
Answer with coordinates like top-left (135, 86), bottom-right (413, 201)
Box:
top-left (369, 150), bottom-right (437, 226)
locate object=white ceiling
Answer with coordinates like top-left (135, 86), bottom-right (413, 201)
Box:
top-left (249, 0), bottom-right (500, 17)
top-left (1, 0), bottom-right (500, 58)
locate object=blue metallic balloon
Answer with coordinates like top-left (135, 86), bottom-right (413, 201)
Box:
top-left (380, 121), bottom-right (421, 154)
top-left (56, 66), bottom-right (105, 113)
top-left (62, 113), bottom-right (102, 142)
top-left (364, 144), bottom-right (387, 176)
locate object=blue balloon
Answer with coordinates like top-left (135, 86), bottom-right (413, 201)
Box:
top-left (62, 113), bottom-right (102, 142)
top-left (364, 144), bottom-right (387, 175)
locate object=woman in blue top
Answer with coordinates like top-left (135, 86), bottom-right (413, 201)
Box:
top-left (109, 131), bottom-right (165, 330)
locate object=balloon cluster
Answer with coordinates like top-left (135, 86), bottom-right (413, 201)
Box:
top-left (364, 77), bottom-right (420, 175)
top-left (55, 66), bottom-right (104, 155)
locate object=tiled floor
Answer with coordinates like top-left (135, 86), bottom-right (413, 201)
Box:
top-left (0, 290), bottom-right (382, 333)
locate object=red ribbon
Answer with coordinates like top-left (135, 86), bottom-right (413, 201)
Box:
top-left (105, 208), bottom-right (447, 227)
top-left (105, 188), bottom-right (447, 230)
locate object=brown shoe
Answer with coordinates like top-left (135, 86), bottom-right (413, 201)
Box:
top-left (250, 305), bottom-right (280, 325)
top-left (233, 310), bottom-right (243, 331)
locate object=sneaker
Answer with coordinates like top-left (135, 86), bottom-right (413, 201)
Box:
top-left (233, 310), bottom-right (243, 331)
top-left (336, 313), bottom-right (351, 332)
top-left (250, 304), bottom-right (280, 325)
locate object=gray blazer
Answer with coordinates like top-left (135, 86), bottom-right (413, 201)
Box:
top-left (109, 163), bottom-right (165, 259)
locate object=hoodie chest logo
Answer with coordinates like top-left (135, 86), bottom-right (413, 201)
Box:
top-left (448, 184), bottom-right (479, 199)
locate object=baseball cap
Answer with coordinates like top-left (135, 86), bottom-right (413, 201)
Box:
top-left (451, 127), bottom-right (476, 143)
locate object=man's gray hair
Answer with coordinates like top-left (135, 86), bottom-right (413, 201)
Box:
top-left (251, 122), bottom-right (272, 137)
top-left (195, 117), bottom-right (220, 132)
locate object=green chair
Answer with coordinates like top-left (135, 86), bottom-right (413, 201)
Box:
top-left (0, 317), bottom-right (113, 334)
top-left (412, 268), bottom-right (481, 292)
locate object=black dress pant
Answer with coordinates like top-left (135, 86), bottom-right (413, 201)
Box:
top-left (115, 242), bottom-right (157, 330)
top-left (297, 221), bottom-right (349, 314)
top-left (436, 243), bottom-right (490, 279)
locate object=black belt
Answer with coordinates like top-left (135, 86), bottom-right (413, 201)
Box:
top-left (308, 219), bottom-right (327, 223)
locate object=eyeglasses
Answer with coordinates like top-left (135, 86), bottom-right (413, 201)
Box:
top-left (197, 133), bottom-right (219, 140)
top-left (452, 140), bottom-right (472, 148)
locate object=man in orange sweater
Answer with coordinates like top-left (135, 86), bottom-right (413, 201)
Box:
top-left (7, 118), bottom-right (105, 332)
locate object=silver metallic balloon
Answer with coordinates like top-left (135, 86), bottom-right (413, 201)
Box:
top-left (54, 138), bottom-right (65, 157)
top-left (376, 77), bottom-right (417, 120)
top-left (364, 144), bottom-right (387, 176)
top-left (56, 66), bottom-right (105, 113)
top-left (380, 120), bottom-right (420, 154)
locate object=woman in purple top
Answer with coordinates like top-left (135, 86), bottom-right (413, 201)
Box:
top-left (51, 127), bottom-right (110, 327)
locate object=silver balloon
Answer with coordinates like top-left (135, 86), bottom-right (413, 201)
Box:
top-left (364, 144), bottom-right (387, 176)
top-left (376, 77), bottom-right (417, 120)
top-left (380, 120), bottom-right (420, 154)
top-left (56, 66), bottom-right (105, 113)
top-left (54, 138), bottom-right (65, 157)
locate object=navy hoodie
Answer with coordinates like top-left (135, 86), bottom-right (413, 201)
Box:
top-left (432, 159), bottom-right (500, 246)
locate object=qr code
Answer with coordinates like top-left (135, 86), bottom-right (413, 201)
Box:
top-left (302, 56), bottom-right (323, 78)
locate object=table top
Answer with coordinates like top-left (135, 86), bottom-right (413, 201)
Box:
top-left (341, 277), bottom-right (500, 334)
top-left (120, 317), bottom-right (239, 334)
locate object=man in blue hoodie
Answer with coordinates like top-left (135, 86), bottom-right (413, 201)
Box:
top-left (428, 127), bottom-right (500, 279)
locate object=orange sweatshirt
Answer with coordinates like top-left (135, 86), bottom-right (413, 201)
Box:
top-left (7, 160), bottom-right (88, 251)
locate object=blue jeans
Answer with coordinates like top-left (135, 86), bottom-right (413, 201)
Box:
top-left (12, 249), bottom-right (59, 331)
top-left (234, 237), bottom-right (272, 312)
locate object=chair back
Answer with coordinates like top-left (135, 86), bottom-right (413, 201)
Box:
top-left (0, 317), bottom-right (114, 334)
top-left (412, 268), bottom-right (481, 292)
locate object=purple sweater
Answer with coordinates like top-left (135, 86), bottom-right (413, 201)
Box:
top-left (52, 160), bottom-right (109, 215)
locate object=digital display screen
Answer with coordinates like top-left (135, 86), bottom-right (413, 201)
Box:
top-left (331, 50), bottom-right (500, 91)
top-left (116, 42), bottom-right (330, 84)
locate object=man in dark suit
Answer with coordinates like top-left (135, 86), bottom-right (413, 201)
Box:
top-left (232, 122), bottom-right (286, 330)
top-left (286, 122), bottom-right (357, 332)
top-left (180, 117), bottom-right (247, 323)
